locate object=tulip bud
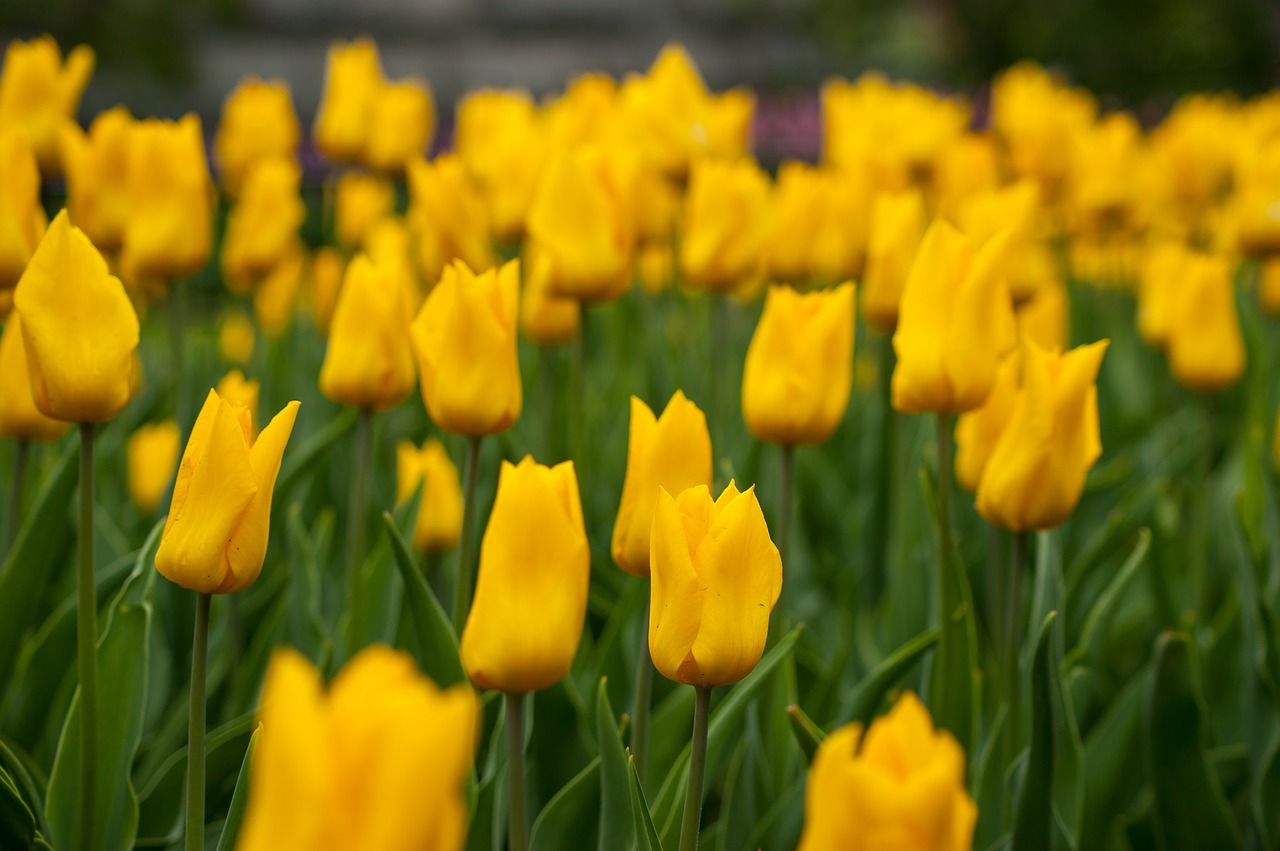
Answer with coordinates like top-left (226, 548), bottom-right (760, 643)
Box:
top-left (649, 481), bottom-right (782, 687)
top-left (975, 340), bottom-right (1109, 531)
top-left (155, 389), bottom-right (299, 594)
top-left (307, 246), bottom-right (345, 334)
top-left (13, 209), bottom-right (140, 423)
top-left (215, 370), bottom-right (260, 437)
top-left (461, 457), bottom-right (589, 692)
top-left (892, 220), bottom-right (1016, 414)
top-left (319, 252), bottom-right (416, 411)
top-left (861, 190), bottom-right (925, 333)
top-left (127, 420), bottom-right (180, 514)
top-left (397, 438), bottom-right (464, 554)
top-left (742, 283), bottom-right (855, 446)
top-left (1136, 240), bottom-right (1187, 347)
top-left (809, 167), bottom-right (870, 284)
top-left (679, 156), bottom-right (771, 293)
top-left (520, 242), bottom-right (581, 346)
top-left (454, 88), bottom-right (545, 242)
top-left (0, 126), bottom-right (46, 292)
top-left (313, 38), bottom-right (383, 164)
top-left (221, 157), bottom-right (306, 292)
top-left (0, 36), bottom-right (94, 175)
top-left (58, 106), bottom-right (133, 253)
top-left (765, 162), bottom-right (826, 284)
top-left (213, 77), bottom-right (300, 196)
top-left (218, 310), bottom-right (255, 366)
top-left (237, 645), bottom-right (476, 851)
top-left (0, 314), bottom-right (67, 441)
top-left (253, 244), bottom-right (306, 339)
top-left (407, 154), bottom-right (494, 287)
top-left (613, 392), bottom-right (712, 577)
top-left (410, 259), bottom-right (522, 436)
top-left (705, 88), bottom-right (755, 161)
top-left (364, 79), bottom-right (436, 173)
top-left (1165, 250), bottom-right (1244, 393)
top-left (797, 692), bottom-right (976, 851)
top-left (334, 171), bottom-right (394, 251)
top-left (953, 354), bottom-right (1019, 493)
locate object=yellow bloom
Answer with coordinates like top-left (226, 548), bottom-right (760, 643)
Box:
top-left (319, 252), bottom-right (416, 411)
top-left (334, 171), bottom-right (395, 250)
top-left (58, 106), bottom-right (133, 253)
top-left (312, 37), bottom-right (383, 164)
top-left (363, 216), bottom-right (422, 309)
top-left (213, 77), bottom-right (300, 196)
top-left (253, 245), bottom-right (306, 339)
top-left (956, 179), bottom-right (1046, 303)
top-left (680, 156), bottom-right (771, 292)
top-left (461, 457), bottom-right (589, 693)
top-left (991, 62), bottom-right (1096, 203)
top-left (631, 164), bottom-right (680, 245)
top-left (407, 154), bottom-right (494, 287)
top-left (1150, 95), bottom-right (1237, 224)
top-left (704, 88), bottom-right (755, 162)
top-left (742, 283), bottom-right (855, 445)
top-left (975, 340), bottom-right (1109, 531)
top-left (396, 438), bottom-right (464, 554)
top-left (1017, 277), bottom-right (1069, 352)
top-left (216, 370), bottom-right (260, 437)
top-left (891, 220), bottom-right (1016, 414)
top-left (13, 210), bottom-right (139, 423)
top-left (218, 311), bottom-right (255, 366)
top-left (1066, 113), bottom-right (1149, 237)
top-left (410, 259), bottom-right (522, 436)
top-left (649, 480), bottom-right (782, 687)
top-left (222, 157), bottom-right (306, 292)
top-left (307, 246), bottom-right (345, 334)
top-left (861, 189), bottom-right (925, 333)
top-left (155, 389), bottom-right (299, 594)
top-left (542, 73), bottom-right (618, 149)
top-left (453, 89), bottom-right (545, 242)
top-left (237, 645), bottom-right (476, 851)
top-left (127, 420), bottom-right (180, 514)
top-left (364, 79), bottom-right (436, 173)
top-left (1165, 250), bottom-right (1245, 393)
top-left (120, 115), bottom-right (214, 289)
top-left (1260, 257), bottom-right (1280, 317)
top-left (1234, 138), bottom-right (1280, 257)
top-left (0, 126), bottom-right (46, 291)
top-left (797, 692), bottom-right (976, 851)
top-left (613, 391), bottom-right (712, 577)
top-left (0, 36), bottom-right (94, 175)
top-left (953, 354), bottom-right (1019, 493)
top-left (0, 314), bottom-right (67, 441)
top-left (636, 241), bottom-right (674, 295)
top-left (519, 242), bottom-right (580, 346)
top-left (765, 161), bottom-right (826, 284)
top-left (934, 133), bottom-right (1001, 221)
top-left (809, 166), bottom-right (871, 284)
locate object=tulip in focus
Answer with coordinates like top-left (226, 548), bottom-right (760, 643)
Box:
top-left (408, 154), bottom-right (494, 286)
top-left (155, 389), bottom-right (299, 594)
top-left (0, 314), bottom-right (67, 441)
top-left (0, 126), bottom-right (46, 293)
top-left (397, 438), bottom-right (464, 554)
top-left (953, 354), bottom-right (1020, 494)
top-left (213, 77), bottom-right (300, 196)
top-left (0, 35), bottom-right (94, 175)
top-left (680, 156), bottom-right (771, 292)
top-left (58, 106), bottom-right (133, 252)
top-left (127, 420), bottom-right (180, 514)
top-left (334, 171), bottom-right (394, 250)
top-left (861, 189), bottom-right (925, 332)
top-left (461, 457), bottom-right (589, 692)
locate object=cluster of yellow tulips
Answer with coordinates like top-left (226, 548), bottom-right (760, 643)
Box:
top-left (1, 26), bottom-right (1279, 851)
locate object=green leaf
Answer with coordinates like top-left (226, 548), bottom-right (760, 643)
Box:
top-left (0, 763), bottom-right (37, 851)
top-left (627, 755), bottom-right (664, 851)
top-left (596, 678), bottom-right (636, 851)
top-left (285, 504), bottom-right (331, 664)
top-left (276, 406), bottom-right (356, 498)
top-left (215, 725), bottom-right (259, 851)
top-left (1012, 612), bottom-right (1058, 851)
top-left (1066, 529), bottom-right (1151, 669)
top-left (1080, 676), bottom-right (1146, 851)
top-left (785, 703), bottom-right (826, 759)
top-left (842, 625), bottom-right (939, 728)
top-left (383, 510), bottom-right (466, 688)
top-left (530, 757), bottom-right (600, 851)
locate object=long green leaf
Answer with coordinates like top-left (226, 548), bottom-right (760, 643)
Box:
top-left (215, 726), bottom-right (259, 851)
top-left (1011, 612), bottom-right (1057, 851)
top-left (596, 677), bottom-right (636, 851)
top-left (627, 755), bottom-right (663, 851)
top-left (842, 625), bottom-right (939, 727)
top-left (383, 510), bottom-right (466, 688)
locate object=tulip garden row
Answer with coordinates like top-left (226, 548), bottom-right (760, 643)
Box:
top-left (0, 31), bottom-right (1279, 851)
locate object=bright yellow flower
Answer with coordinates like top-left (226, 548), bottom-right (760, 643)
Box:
top-left (0, 314), bottom-right (67, 441)
top-left (956, 179), bottom-right (1046, 302)
top-left (934, 133), bottom-right (1001, 220)
top-left (213, 77), bottom-right (300, 196)
top-left (1017, 277), bottom-right (1069, 352)
top-left (0, 36), bottom-right (94, 175)
top-left (127, 419), bottom-right (180, 514)
top-left (222, 157), bottom-right (306, 292)
top-left (216, 370), bottom-right (260, 438)
top-left (453, 89), bottom-right (545, 241)
top-left (58, 106), bottom-right (133, 253)
top-left (1067, 112), bottom-right (1149, 237)
top-left (1150, 94), bottom-right (1237, 225)
top-left (0, 126), bottom-right (46, 291)
top-left (363, 216), bottom-right (423, 309)
top-left (954, 354), bottom-right (1019, 494)
top-left (861, 189), bottom-right (925, 333)
top-left (1165, 250), bottom-right (1245, 393)
top-left (396, 438), bottom-right (464, 554)
top-left (742, 283), bottom-right (855, 446)
top-left (13, 209), bottom-right (139, 423)
top-left (334, 171), bottom-right (395, 251)
top-left (253, 245), bottom-right (306, 339)
top-left (680, 156), bottom-right (771, 292)
top-left (1260, 257), bottom-right (1280, 317)
top-left (237, 645), bottom-right (476, 851)
top-left (364, 79), bottom-right (436, 173)
top-left (1234, 138), bottom-right (1280, 257)
top-left (519, 242), bottom-right (580, 346)
top-left (649, 480), bottom-right (782, 687)
top-left (155, 389), bottom-right (299, 594)
top-left (407, 154), bottom-right (494, 287)
top-left (461, 457), bottom-right (589, 693)
top-left (542, 73), bottom-right (618, 149)
top-left (809, 166), bottom-right (871, 284)
top-left (218, 311), bottom-right (255, 366)
top-left (636, 241), bottom-right (674, 295)
top-left (765, 161), bottom-right (827, 283)
top-left (313, 38), bottom-right (383, 164)
top-left (307, 246), bottom-right (345, 334)
top-left (991, 62), bottom-right (1097, 203)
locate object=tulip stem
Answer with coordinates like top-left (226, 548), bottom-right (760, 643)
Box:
top-left (346, 407), bottom-right (372, 645)
top-left (170, 285), bottom-right (188, 437)
top-left (933, 413), bottom-right (958, 718)
top-left (709, 295), bottom-right (728, 462)
top-left (778, 443), bottom-right (794, 565)
top-left (75, 423), bottom-right (98, 851)
top-left (1004, 530), bottom-right (1027, 758)
top-left (679, 686), bottom-right (712, 851)
top-left (2, 438), bottom-right (29, 564)
top-left (505, 691), bottom-right (530, 851)
top-left (572, 309), bottom-right (587, 467)
top-left (632, 604), bottom-right (654, 784)
top-left (185, 591), bottom-right (210, 851)
top-left (453, 435), bottom-right (483, 631)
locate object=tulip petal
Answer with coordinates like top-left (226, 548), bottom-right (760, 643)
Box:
top-left (649, 486), bottom-right (706, 683)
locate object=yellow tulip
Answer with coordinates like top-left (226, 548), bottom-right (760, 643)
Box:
top-left (0, 314), bottom-right (67, 441)
top-left (1165, 250), bottom-right (1245, 393)
top-left (613, 391), bottom-right (713, 577)
top-left (891, 220), bottom-right (1016, 414)
top-left (975, 340), bottom-right (1109, 531)
top-left (126, 420), bottom-right (180, 514)
top-left (58, 106), bottom-right (133, 253)
top-left (765, 161), bottom-right (826, 283)
top-left (0, 36), bottom-right (94, 175)
top-left (13, 209), bottom-right (139, 423)
top-left (1017, 277), bottom-right (1069, 352)
top-left (1260, 257), bottom-right (1280, 317)
top-left (237, 645), bottom-right (476, 851)
top-left (991, 62), bottom-right (1096, 203)
top-left (0, 126), bottom-right (46, 292)
top-left (861, 189), bottom-right (925, 333)
top-left (956, 179), bottom-right (1045, 302)
top-left (934, 132), bottom-right (1001, 221)
top-left (222, 157), bottom-right (306, 292)
top-left (411, 259), bottom-right (522, 436)
top-left (307, 246), bottom-right (345, 334)
top-left (453, 88), bottom-right (545, 241)
top-left (218, 311), bottom-right (255, 366)
top-left (636, 241), bottom-right (674, 295)
top-left (461, 457), bottom-right (589, 692)
top-left (407, 154), bottom-right (494, 287)
top-left (742, 283), bottom-right (855, 445)
top-left (618, 43), bottom-right (709, 176)
top-left (396, 438), bottom-right (464, 554)
top-left (649, 480), bottom-right (782, 687)
top-left (1150, 95), bottom-right (1237, 224)
top-left (542, 73), bottom-right (618, 149)
top-left (797, 692), bottom-right (976, 851)
top-left (253, 245), bottom-right (305, 339)
top-left (1234, 139), bottom-right (1280, 257)
top-left (334, 171), bottom-right (394, 251)
top-left (313, 37), bottom-right (383, 164)
top-left (809, 166), bottom-right (870, 284)
top-left (953, 354), bottom-right (1019, 494)
top-left (213, 77), bottom-right (300, 196)
top-left (705, 89), bottom-right (755, 161)
top-left (155, 389), bottom-right (299, 594)
top-left (120, 114), bottom-right (214, 289)
top-left (1067, 113), bottom-right (1148, 238)
top-left (216, 370), bottom-right (260, 437)
top-left (319, 252), bottom-right (416, 411)
top-left (364, 79), bottom-right (436, 173)
top-left (520, 242), bottom-right (580, 346)
top-left (1136, 240), bottom-right (1187, 349)
top-left (363, 216), bottom-right (423, 309)
top-left (631, 163), bottom-right (680, 245)
top-left (680, 156), bottom-right (771, 292)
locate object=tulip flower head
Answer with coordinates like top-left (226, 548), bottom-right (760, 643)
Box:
top-left (408, 154), bottom-right (495, 286)
top-left (519, 242), bottom-right (581, 346)
top-left (253, 244), bottom-right (306, 339)
top-left (680, 156), bottom-right (771, 293)
top-left (364, 78), bottom-right (436, 173)
top-left (58, 106), bottom-right (134, 253)
top-left (213, 77), bottom-right (301, 196)
top-left (218, 311), bottom-right (256, 366)
top-left (334, 171), bottom-right (395, 251)
top-left (454, 88), bottom-right (545, 241)
top-left (1163, 250), bottom-right (1244, 393)
top-left (953, 354), bottom-right (1020, 494)
top-left (0, 126), bottom-right (46, 292)
top-left (313, 37), bottom-right (383, 164)
top-left (0, 314), bottom-right (68, 441)
top-left (216, 370), bottom-right (260, 437)
top-left (307, 246), bottom-right (345, 333)
top-left (221, 157), bottom-right (306, 291)
top-left (861, 190), bottom-right (925, 333)
top-left (0, 35), bottom-right (94, 175)
top-left (396, 438), bottom-right (464, 554)
top-left (127, 420), bottom-right (180, 514)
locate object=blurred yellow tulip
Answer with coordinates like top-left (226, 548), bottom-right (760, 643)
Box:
top-left (991, 62), bottom-right (1096, 204)
top-left (307, 246), bottom-right (345, 334)
top-left (253, 245), bottom-right (306, 339)
top-left (222, 157), bottom-right (306, 292)
top-left (127, 420), bottom-right (180, 514)
top-left (861, 189), bottom-right (925, 333)
top-left (0, 35), bottom-right (94, 175)
top-left (407, 154), bottom-right (494, 286)
top-left (364, 79), bottom-right (436, 173)
top-left (313, 37), bottom-right (383, 164)
top-left (454, 89), bottom-right (545, 241)
top-left (956, 180), bottom-right (1046, 303)
top-left (215, 370), bottom-right (260, 438)
top-left (0, 314), bottom-right (67, 441)
top-left (1017, 277), bottom-right (1069, 352)
top-left (765, 162), bottom-right (827, 283)
top-left (1165, 250), bottom-right (1245, 393)
top-left (680, 157), bottom-right (771, 292)
top-left (1067, 112), bottom-right (1149, 238)
top-left (636, 241), bottom-right (674, 296)
top-left (218, 311), bottom-right (255, 366)
top-left (519, 243), bottom-right (580, 346)
top-left (213, 77), bottom-right (300, 196)
top-left (58, 106), bottom-right (133, 253)
top-left (396, 438), bottom-right (464, 554)
top-left (0, 126), bottom-right (46, 292)
top-left (334, 171), bottom-right (395, 251)
top-left (1260, 257), bottom-right (1280, 317)
top-left (1234, 139), bottom-right (1280, 257)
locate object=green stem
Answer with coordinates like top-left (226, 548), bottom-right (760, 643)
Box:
top-left (346, 408), bottom-right (372, 645)
top-left (631, 603), bottom-right (654, 785)
top-left (505, 692), bottom-right (529, 851)
top-left (453, 435), bottom-right (483, 631)
top-left (572, 309), bottom-right (587, 466)
top-left (1004, 530), bottom-right (1027, 760)
top-left (2, 438), bottom-right (29, 564)
top-left (75, 423), bottom-right (97, 851)
top-left (170, 285), bottom-right (188, 438)
top-left (934, 414), bottom-right (957, 703)
top-left (709, 295), bottom-right (728, 465)
top-left (185, 592), bottom-right (210, 851)
top-left (678, 686), bottom-right (712, 851)
top-left (540, 343), bottom-right (557, 462)
top-left (777, 444), bottom-right (794, 565)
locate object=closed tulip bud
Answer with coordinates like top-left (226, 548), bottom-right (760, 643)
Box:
top-left (127, 420), bottom-right (179, 514)
top-left (218, 310), bottom-right (255, 366)
top-left (213, 77), bottom-right (300, 196)
top-left (705, 88), bottom-right (755, 161)
top-left (364, 79), bottom-right (435, 173)
top-left (0, 127), bottom-right (46, 292)
top-left (680, 157), bottom-right (771, 292)
top-left (237, 646), bottom-right (476, 851)
top-left (649, 481), bottom-right (782, 687)
top-left (397, 438), bottom-right (464, 554)
top-left (613, 392), bottom-right (712, 577)
top-left (1166, 251), bottom-right (1245, 393)
top-left (797, 692), bottom-right (976, 851)
top-left (0, 314), bottom-right (67, 441)
top-left (120, 115), bottom-right (214, 288)
top-left (742, 283), bottom-right (855, 445)
top-left (13, 210), bottom-right (139, 423)
top-left (363, 217), bottom-right (423, 309)
top-left (222, 157), bottom-right (306, 291)
top-left (1136, 240), bottom-right (1187, 347)
top-left (892, 221), bottom-right (1017, 414)
top-left (253, 245), bottom-right (305, 339)
top-left (319, 252), bottom-right (416, 411)
top-left (307, 246), bottom-right (345, 333)
top-left (953, 354), bottom-right (1019, 493)
top-left (58, 106), bottom-right (133, 252)
top-left (454, 88), bottom-right (545, 241)
top-left (408, 154), bottom-right (494, 287)
top-left (461, 457), bottom-right (589, 692)
top-left (411, 259), bottom-right (522, 436)
top-left (765, 161), bottom-right (826, 283)
top-left (334, 171), bottom-right (394, 250)
top-left (155, 389), bottom-right (299, 594)
top-left (809, 167), bottom-right (871, 284)
top-left (1016, 277), bottom-right (1069, 352)
top-left (862, 190), bottom-right (925, 333)
top-left (216, 370), bottom-right (260, 437)
top-left (0, 36), bottom-right (94, 175)
top-left (313, 37), bottom-right (383, 164)
top-left (975, 340), bottom-right (1108, 531)
top-left (520, 243), bottom-right (580, 346)
top-left (619, 44), bottom-right (708, 176)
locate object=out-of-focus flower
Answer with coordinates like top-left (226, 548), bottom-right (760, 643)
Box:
top-left (216, 370), bottom-right (260, 437)
top-left (934, 133), bottom-right (1001, 220)
top-left (1165, 250), bottom-right (1245, 392)
top-left (636, 241), bottom-right (674, 296)
top-left (454, 89), bottom-right (545, 241)
top-left (991, 62), bottom-right (1097, 203)
top-left (408, 154), bottom-right (494, 287)
top-left (1234, 138), bottom-right (1280, 257)
top-left (542, 73), bottom-right (618, 149)
top-left (127, 419), bottom-right (180, 514)
top-left (0, 126), bottom-right (46, 292)
top-left (0, 36), bottom-right (94, 175)
top-left (1066, 113), bottom-right (1150, 237)
top-left (809, 166), bottom-right (871, 284)
top-left (365, 79), bottom-right (436, 173)
top-left (313, 38), bottom-right (383, 164)
top-left (253, 245), bottom-right (306, 339)
top-left (631, 164), bottom-right (680, 245)
top-left (397, 438), bottom-right (464, 554)
top-left (334, 171), bottom-right (395, 251)
top-left (861, 189), bottom-right (925, 333)
top-left (765, 161), bottom-right (826, 284)
top-left (0, 314), bottom-right (68, 441)
top-left (1016, 277), bottom-right (1069, 351)
top-left (680, 156), bottom-right (771, 293)
top-left (519, 243), bottom-right (580, 346)
top-left (219, 311), bottom-right (256, 366)
top-left (1150, 95), bottom-right (1237, 228)
top-left (957, 180), bottom-right (1048, 302)
top-left (1260, 257), bottom-right (1280, 317)
top-left (58, 106), bottom-right (133, 252)
top-left (307, 246), bottom-right (345, 334)
top-left (954, 354), bottom-right (1019, 494)
top-left (363, 216), bottom-right (424, 310)
top-left (213, 77), bottom-right (300, 196)
top-left (222, 157), bottom-right (306, 293)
